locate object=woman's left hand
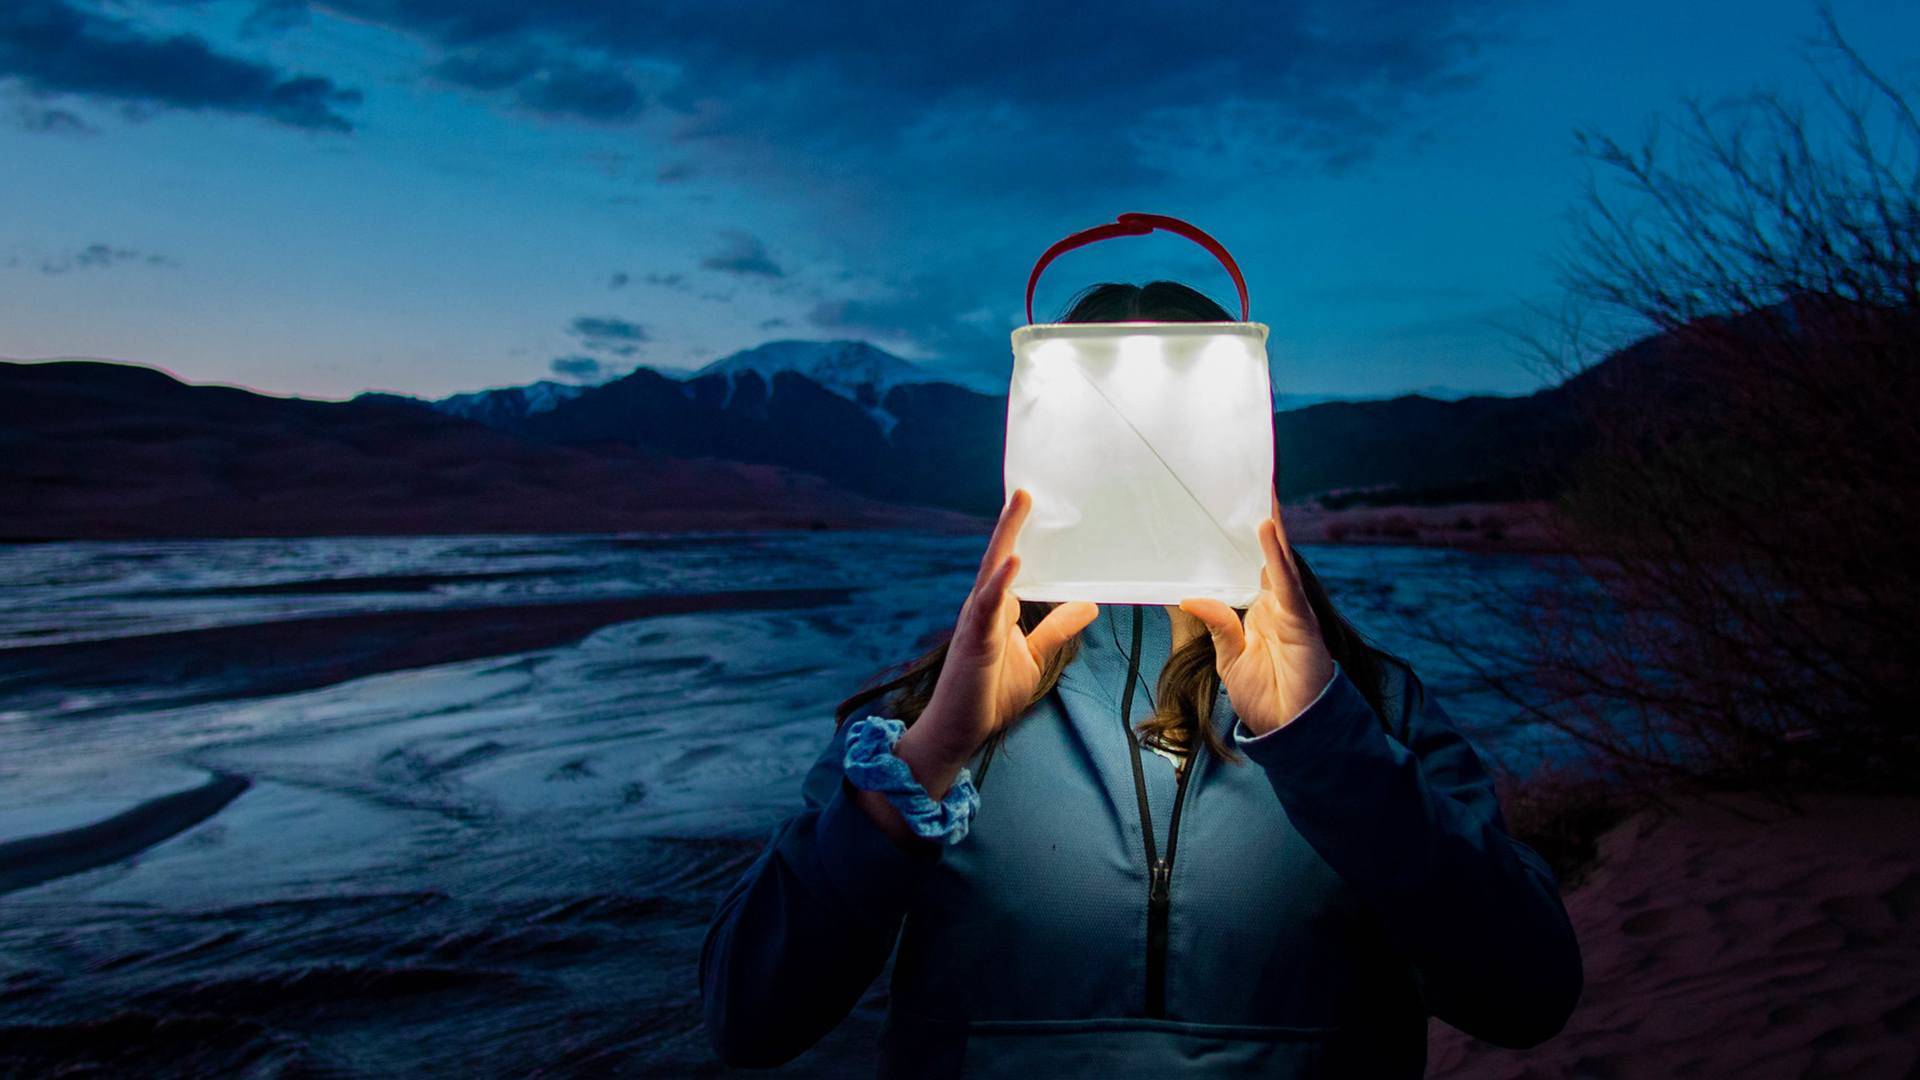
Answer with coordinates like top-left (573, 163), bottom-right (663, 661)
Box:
top-left (1179, 496), bottom-right (1336, 738)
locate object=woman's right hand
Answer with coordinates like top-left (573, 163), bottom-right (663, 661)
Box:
top-left (891, 488), bottom-right (1099, 800)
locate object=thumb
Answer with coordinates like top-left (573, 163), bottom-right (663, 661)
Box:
top-left (1179, 598), bottom-right (1246, 668)
top-left (1026, 600), bottom-right (1099, 666)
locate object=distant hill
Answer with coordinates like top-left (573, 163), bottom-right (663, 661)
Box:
top-left (1273, 387), bottom-right (1584, 506)
top-left (381, 339), bottom-right (1597, 516)
top-left (0, 360), bottom-right (981, 540)
top-left (5, 317), bottom-right (1707, 541)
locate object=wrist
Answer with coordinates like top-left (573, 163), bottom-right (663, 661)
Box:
top-left (1238, 660), bottom-right (1341, 740)
top-left (894, 719), bottom-right (974, 799)
top-left (842, 717), bottom-right (981, 847)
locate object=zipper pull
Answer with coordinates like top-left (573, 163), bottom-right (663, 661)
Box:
top-left (1149, 860), bottom-right (1171, 903)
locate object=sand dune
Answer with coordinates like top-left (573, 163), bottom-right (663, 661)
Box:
top-left (1430, 795), bottom-right (1920, 1077)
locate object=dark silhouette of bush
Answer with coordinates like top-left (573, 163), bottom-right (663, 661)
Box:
top-left (1442, 12), bottom-right (1920, 800)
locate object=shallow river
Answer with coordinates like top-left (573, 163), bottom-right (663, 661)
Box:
top-left (0, 531), bottom-right (1571, 1075)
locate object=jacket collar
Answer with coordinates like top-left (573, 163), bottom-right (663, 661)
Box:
top-left (1056, 603), bottom-right (1242, 747)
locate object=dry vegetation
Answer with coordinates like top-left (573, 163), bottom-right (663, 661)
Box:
top-left (1433, 12), bottom-right (1919, 813)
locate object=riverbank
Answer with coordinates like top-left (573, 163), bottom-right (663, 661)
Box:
top-left (4, 498), bottom-right (1570, 555)
top-left (1429, 793), bottom-right (1920, 1077)
top-left (1282, 500), bottom-right (1566, 553)
top-left (0, 586), bottom-right (852, 718)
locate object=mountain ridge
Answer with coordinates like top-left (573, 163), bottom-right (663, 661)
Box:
top-left (9, 316), bottom-right (1716, 540)
top-left (0, 359), bottom-right (982, 541)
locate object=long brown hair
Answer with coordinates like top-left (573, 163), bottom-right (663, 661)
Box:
top-left (834, 281), bottom-right (1393, 782)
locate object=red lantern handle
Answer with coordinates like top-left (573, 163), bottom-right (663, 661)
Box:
top-left (1024, 212), bottom-right (1250, 323)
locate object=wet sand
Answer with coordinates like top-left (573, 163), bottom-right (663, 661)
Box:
top-left (0, 587), bottom-right (851, 717)
top-left (0, 773), bottom-right (251, 895)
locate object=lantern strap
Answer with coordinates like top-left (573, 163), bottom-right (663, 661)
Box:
top-left (1024, 212), bottom-right (1250, 324)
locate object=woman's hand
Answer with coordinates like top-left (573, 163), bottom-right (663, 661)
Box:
top-left (890, 488), bottom-right (1099, 800)
top-left (1178, 495), bottom-right (1335, 738)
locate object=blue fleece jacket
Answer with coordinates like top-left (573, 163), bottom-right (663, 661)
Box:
top-left (700, 603), bottom-right (1582, 1076)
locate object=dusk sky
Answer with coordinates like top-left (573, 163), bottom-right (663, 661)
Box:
top-left (3, 0), bottom-right (1916, 401)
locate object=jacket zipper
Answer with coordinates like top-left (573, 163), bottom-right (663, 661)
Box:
top-left (1117, 604), bottom-right (1199, 1019)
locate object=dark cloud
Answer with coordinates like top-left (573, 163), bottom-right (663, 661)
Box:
top-left (8, 99), bottom-right (91, 133)
top-left (758, 316), bottom-right (788, 330)
top-left (277, 0), bottom-right (1508, 174)
top-left (37, 242), bottom-right (175, 274)
top-left (426, 47), bottom-right (530, 92)
top-left (569, 315), bottom-right (648, 340)
top-left (429, 45), bottom-right (642, 121)
top-left (517, 62), bottom-right (640, 121)
top-left (549, 354), bottom-right (608, 380)
top-left (0, 0), bottom-right (360, 132)
top-left (176, 0), bottom-right (1515, 369)
top-left (567, 314), bottom-right (649, 356)
top-left (643, 271), bottom-right (686, 290)
top-left (800, 250), bottom-right (1062, 381)
top-left (607, 270), bottom-right (629, 289)
top-left (700, 231), bottom-right (782, 278)
top-left (808, 271), bottom-right (1003, 361)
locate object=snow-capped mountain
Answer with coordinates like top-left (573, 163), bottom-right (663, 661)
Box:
top-left (695, 340), bottom-right (936, 395)
top-left (691, 340), bottom-right (965, 436)
top-left (434, 380), bottom-right (588, 426)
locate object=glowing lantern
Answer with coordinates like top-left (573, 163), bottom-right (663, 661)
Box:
top-left (1005, 213), bottom-right (1273, 606)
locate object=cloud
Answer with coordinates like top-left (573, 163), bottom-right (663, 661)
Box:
top-left (284, 0), bottom-right (1509, 178)
top-left (607, 270), bottom-right (629, 289)
top-left (8, 99), bottom-right (91, 133)
top-left (177, 0), bottom-right (1518, 372)
top-left (37, 242), bottom-right (175, 274)
top-left (567, 314), bottom-right (649, 355)
top-left (0, 0), bottom-right (360, 132)
top-left (807, 270), bottom-right (1004, 359)
top-left (643, 271), bottom-right (687, 290)
top-left (700, 231), bottom-right (782, 277)
top-left (429, 45), bottom-right (642, 122)
top-left (240, 0), bottom-right (308, 38)
top-left (549, 354), bottom-right (609, 380)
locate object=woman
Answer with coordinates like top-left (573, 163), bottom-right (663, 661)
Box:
top-left (700, 282), bottom-right (1583, 1076)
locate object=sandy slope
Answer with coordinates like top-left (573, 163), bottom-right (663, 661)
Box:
top-left (1429, 795), bottom-right (1920, 1078)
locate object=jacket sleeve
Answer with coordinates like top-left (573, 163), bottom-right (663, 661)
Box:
top-left (699, 706), bottom-right (945, 1067)
top-left (1232, 661), bottom-right (1583, 1048)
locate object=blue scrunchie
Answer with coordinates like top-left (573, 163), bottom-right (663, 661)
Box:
top-left (842, 717), bottom-right (980, 845)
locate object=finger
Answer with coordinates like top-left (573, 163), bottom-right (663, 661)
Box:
top-left (963, 554), bottom-right (1020, 645)
top-left (1179, 598), bottom-right (1247, 667)
top-left (1269, 498), bottom-right (1299, 565)
top-left (1026, 600), bottom-right (1098, 666)
top-left (1270, 486), bottom-right (1281, 524)
top-left (1258, 518), bottom-right (1312, 615)
top-left (975, 488), bottom-right (1032, 592)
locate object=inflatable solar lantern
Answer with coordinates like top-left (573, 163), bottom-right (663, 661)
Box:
top-left (1005, 212), bottom-right (1273, 607)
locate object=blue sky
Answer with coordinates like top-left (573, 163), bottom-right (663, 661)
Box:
top-left (2, 0), bottom-right (1915, 401)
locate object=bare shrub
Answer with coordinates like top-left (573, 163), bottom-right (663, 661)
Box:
top-left (1441, 11), bottom-right (1920, 799)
